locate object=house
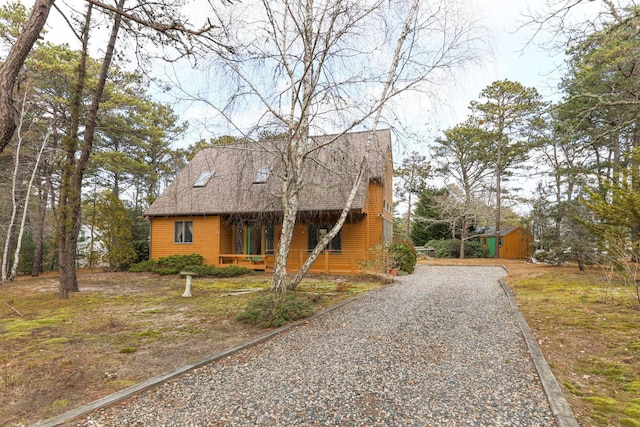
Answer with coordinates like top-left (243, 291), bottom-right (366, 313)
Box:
top-left (76, 224), bottom-right (107, 268)
top-left (144, 130), bottom-right (393, 274)
top-left (477, 226), bottom-right (533, 259)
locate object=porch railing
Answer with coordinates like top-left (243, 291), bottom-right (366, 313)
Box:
top-left (218, 250), bottom-right (367, 274)
top-left (218, 254), bottom-right (268, 269)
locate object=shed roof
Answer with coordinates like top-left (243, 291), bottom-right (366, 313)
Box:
top-left (145, 129), bottom-right (392, 217)
top-left (476, 226), bottom-right (522, 237)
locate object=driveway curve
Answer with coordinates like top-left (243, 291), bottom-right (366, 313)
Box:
top-left (71, 265), bottom-right (555, 426)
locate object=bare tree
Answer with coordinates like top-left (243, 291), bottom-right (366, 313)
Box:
top-left (395, 151), bottom-right (431, 240)
top-left (202, 0), bottom-right (488, 291)
top-left (10, 122), bottom-right (51, 281)
top-left (433, 118), bottom-right (494, 258)
top-left (1, 94), bottom-right (27, 283)
top-left (524, 0), bottom-right (625, 51)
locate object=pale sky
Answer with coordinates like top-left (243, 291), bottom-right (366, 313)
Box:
top-left (37, 0), bottom-right (612, 148)
top-left (423, 0), bottom-right (605, 139)
top-left (32, 0), bottom-right (622, 213)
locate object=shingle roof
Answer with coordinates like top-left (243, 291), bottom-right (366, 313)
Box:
top-left (145, 129), bottom-right (392, 217)
top-left (476, 226), bottom-right (520, 237)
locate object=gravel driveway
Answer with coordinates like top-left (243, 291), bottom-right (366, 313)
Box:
top-left (73, 265), bottom-right (555, 426)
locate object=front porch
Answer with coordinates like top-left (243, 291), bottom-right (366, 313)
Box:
top-left (218, 250), bottom-right (367, 275)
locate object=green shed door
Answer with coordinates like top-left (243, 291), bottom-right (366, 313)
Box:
top-left (487, 237), bottom-right (495, 257)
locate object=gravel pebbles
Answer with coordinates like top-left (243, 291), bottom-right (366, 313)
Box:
top-left (73, 265), bottom-right (555, 426)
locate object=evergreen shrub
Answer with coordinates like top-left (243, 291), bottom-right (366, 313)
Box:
top-left (236, 293), bottom-right (314, 328)
top-left (388, 240), bottom-right (417, 273)
top-left (129, 254), bottom-right (251, 277)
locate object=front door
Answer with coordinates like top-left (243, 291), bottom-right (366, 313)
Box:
top-left (245, 222), bottom-right (262, 256)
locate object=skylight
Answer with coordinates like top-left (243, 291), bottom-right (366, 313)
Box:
top-left (254, 166), bottom-right (270, 184)
top-left (193, 171), bottom-right (214, 187)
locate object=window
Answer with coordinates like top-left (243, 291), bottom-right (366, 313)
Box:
top-left (265, 223), bottom-right (275, 254)
top-left (254, 166), bottom-right (270, 183)
top-left (174, 221), bottom-right (193, 243)
top-left (383, 218), bottom-right (393, 242)
top-left (308, 224), bottom-right (341, 253)
top-left (193, 171), bottom-right (214, 187)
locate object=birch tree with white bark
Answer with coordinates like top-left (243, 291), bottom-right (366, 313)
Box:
top-left (10, 120), bottom-right (51, 281)
top-left (202, 0), bottom-right (488, 292)
top-left (0, 89), bottom-right (50, 283)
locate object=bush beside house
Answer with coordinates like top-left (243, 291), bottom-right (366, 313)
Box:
top-left (129, 253), bottom-right (252, 277)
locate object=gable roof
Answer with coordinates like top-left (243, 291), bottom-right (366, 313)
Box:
top-left (475, 226), bottom-right (522, 237)
top-left (145, 129), bottom-right (392, 217)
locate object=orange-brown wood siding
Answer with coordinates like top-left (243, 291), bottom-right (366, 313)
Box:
top-left (150, 216), bottom-right (222, 265)
top-left (366, 182), bottom-right (384, 247)
top-left (271, 220), bottom-right (370, 274)
top-left (501, 228), bottom-right (533, 259)
top-left (219, 219), bottom-right (233, 254)
top-left (149, 181), bottom-right (389, 274)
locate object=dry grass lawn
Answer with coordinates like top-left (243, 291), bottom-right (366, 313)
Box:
top-left (0, 270), bottom-right (383, 426)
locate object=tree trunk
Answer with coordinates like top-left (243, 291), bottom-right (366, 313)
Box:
top-left (269, 0), bottom-right (313, 293)
top-left (1, 224), bottom-right (17, 283)
top-left (57, 0), bottom-right (124, 298)
top-left (270, 130), bottom-right (307, 292)
top-left (494, 136), bottom-right (502, 259)
top-left (32, 180), bottom-right (49, 277)
top-left (0, 0), bottom-right (55, 152)
top-left (459, 215), bottom-right (467, 259)
top-left (270, 192), bottom-right (299, 292)
top-left (405, 192), bottom-right (412, 239)
top-left (11, 128), bottom-right (51, 280)
top-left (2, 108), bottom-right (25, 283)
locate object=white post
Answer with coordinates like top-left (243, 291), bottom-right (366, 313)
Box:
top-left (182, 274), bottom-right (193, 297)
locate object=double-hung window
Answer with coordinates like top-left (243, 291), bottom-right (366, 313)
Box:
top-left (174, 221), bottom-right (193, 243)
